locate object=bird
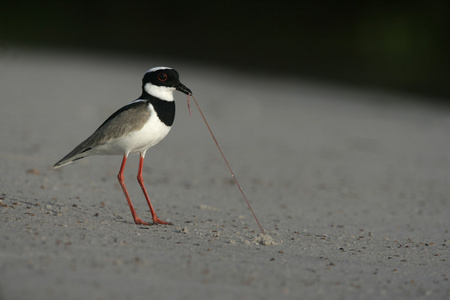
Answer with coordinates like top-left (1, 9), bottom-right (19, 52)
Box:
top-left (53, 66), bottom-right (192, 226)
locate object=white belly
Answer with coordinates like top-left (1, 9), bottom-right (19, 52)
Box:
top-left (95, 105), bottom-right (171, 155)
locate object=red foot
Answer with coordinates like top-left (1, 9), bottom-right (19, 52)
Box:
top-left (133, 217), bottom-right (151, 226)
top-left (153, 217), bottom-right (172, 225)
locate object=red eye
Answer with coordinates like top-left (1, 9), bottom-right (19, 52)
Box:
top-left (158, 73), bottom-right (168, 81)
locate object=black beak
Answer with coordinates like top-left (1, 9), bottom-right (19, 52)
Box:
top-left (176, 81), bottom-right (192, 95)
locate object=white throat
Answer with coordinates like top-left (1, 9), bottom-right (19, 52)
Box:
top-left (144, 83), bottom-right (175, 101)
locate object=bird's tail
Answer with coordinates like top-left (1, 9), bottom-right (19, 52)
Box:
top-left (53, 148), bottom-right (91, 169)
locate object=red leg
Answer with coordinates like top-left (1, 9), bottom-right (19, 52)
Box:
top-left (117, 154), bottom-right (150, 225)
top-left (137, 154), bottom-right (171, 225)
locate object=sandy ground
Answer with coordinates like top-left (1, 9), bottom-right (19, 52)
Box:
top-left (0, 48), bottom-right (449, 300)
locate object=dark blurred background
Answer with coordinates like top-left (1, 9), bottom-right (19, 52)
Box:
top-left (1, 0), bottom-right (449, 101)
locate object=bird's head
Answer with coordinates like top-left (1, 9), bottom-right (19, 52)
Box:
top-left (142, 66), bottom-right (192, 101)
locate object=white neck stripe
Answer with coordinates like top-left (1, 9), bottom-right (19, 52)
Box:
top-left (144, 83), bottom-right (175, 101)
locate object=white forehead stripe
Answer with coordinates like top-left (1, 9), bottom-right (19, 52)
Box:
top-left (146, 66), bottom-right (171, 73)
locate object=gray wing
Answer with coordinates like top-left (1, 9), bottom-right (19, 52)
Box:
top-left (53, 101), bottom-right (150, 168)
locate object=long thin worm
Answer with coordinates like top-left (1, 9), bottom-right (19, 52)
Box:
top-left (187, 94), bottom-right (265, 234)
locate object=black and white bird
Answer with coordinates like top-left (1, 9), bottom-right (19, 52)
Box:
top-left (53, 67), bottom-right (192, 225)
